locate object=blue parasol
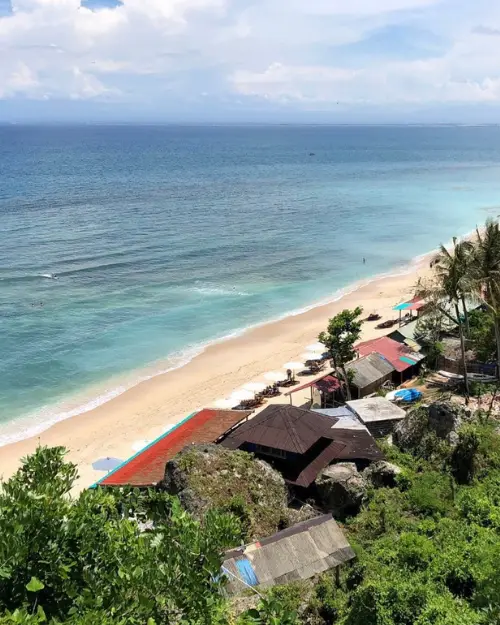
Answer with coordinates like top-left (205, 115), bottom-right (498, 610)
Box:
top-left (394, 388), bottom-right (422, 402)
top-left (92, 457), bottom-right (124, 472)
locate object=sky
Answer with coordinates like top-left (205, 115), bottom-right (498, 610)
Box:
top-left (1, 0), bottom-right (500, 122)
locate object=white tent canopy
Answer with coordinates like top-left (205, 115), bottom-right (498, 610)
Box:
top-left (283, 361), bottom-right (304, 371)
top-left (301, 352), bottom-right (322, 361)
top-left (214, 398), bottom-right (235, 409)
top-left (231, 389), bottom-right (254, 402)
top-left (306, 342), bottom-right (324, 352)
top-left (243, 382), bottom-right (267, 393)
top-left (264, 371), bottom-right (283, 382)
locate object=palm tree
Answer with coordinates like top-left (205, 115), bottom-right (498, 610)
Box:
top-left (431, 237), bottom-right (473, 400)
top-left (433, 237), bottom-right (473, 336)
top-left (468, 219), bottom-right (500, 379)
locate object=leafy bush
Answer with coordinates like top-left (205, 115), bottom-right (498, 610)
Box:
top-left (0, 447), bottom-right (241, 624)
top-left (407, 471), bottom-right (454, 517)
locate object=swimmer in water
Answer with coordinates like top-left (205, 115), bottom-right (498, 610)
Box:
top-left (363, 257), bottom-right (366, 264)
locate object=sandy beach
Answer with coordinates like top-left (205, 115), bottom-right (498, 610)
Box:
top-left (0, 258), bottom-right (432, 491)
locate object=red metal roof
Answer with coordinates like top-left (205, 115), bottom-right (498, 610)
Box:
top-left (355, 336), bottom-right (420, 372)
top-left (98, 409), bottom-right (250, 487)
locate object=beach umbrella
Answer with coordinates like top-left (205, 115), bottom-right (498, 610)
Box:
top-left (301, 352), bottom-right (323, 361)
top-left (92, 457), bottom-right (123, 472)
top-left (230, 389), bottom-right (254, 402)
top-left (243, 382), bottom-right (267, 393)
top-left (306, 342), bottom-right (324, 352)
top-left (264, 371), bottom-right (283, 382)
top-left (394, 388), bottom-right (422, 402)
top-left (214, 398), bottom-right (235, 409)
top-left (131, 439), bottom-right (151, 452)
top-left (283, 361), bottom-right (304, 371)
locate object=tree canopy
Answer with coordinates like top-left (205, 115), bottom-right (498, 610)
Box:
top-left (318, 307), bottom-right (363, 399)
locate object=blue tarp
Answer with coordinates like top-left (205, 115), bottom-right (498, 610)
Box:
top-left (393, 302), bottom-right (411, 311)
top-left (395, 388), bottom-right (422, 402)
top-left (235, 558), bottom-right (259, 587)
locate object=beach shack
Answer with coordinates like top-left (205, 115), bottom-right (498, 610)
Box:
top-left (347, 352), bottom-right (395, 398)
top-left (355, 336), bottom-right (425, 384)
top-left (284, 373), bottom-right (344, 408)
top-left (393, 296), bottom-right (426, 327)
top-left (222, 514), bottom-right (355, 595)
top-left (96, 409), bottom-right (251, 488)
top-left (388, 319), bottom-right (423, 352)
top-left (346, 397), bottom-right (406, 437)
top-left (219, 404), bottom-right (383, 488)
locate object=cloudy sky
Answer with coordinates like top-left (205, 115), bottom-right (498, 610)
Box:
top-left (1, 0), bottom-right (500, 121)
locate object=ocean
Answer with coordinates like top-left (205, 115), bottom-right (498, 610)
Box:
top-left (2, 124), bottom-right (500, 445)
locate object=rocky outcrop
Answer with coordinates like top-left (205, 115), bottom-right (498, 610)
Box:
top-left (393, 406), bottom-right (429, 452)
top-left (428, 402), bottom-right (470, 446)
top-left (363, 461), bottom-right (402, 488)
top-left (285, 503), bottom-right (318, 526)
top-left (394, 402), bottom-right (471, 451)
top-left (162, 444), bottom-right (289, 540)
top-left (315, 462), bottom-right (368, 517)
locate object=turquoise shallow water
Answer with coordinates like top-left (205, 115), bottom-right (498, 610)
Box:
top-left (2, 124), bottom-right (500, 444)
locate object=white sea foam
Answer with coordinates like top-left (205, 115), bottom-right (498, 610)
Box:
top-left (0, 246), bottom-right (450, 448)
top-left (190, 285), bottom-right (249, 297)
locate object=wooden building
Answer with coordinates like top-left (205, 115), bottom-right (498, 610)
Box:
top-left (219, 404), bottom-right (383, 488)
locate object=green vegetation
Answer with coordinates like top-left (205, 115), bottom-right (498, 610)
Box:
top-left (165, 445), bottom-right (290, 540)
top-left (297, 414), bottom-right (500, 625)
top-left (3, 410), bottom-right (499, 624)
top-left (0, 446), bottom-right (287, 624)
top-left (318, 306), bottom-right (363, 400)
top-left (420, 218), bottom-right (500, 385)
top-left (425, 236), bottom-right (473, 397)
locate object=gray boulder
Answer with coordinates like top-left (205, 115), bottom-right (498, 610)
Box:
top-left (363, 461), bottom-right (402, 488)
top-left (285, 503), bottom-right (318, 526)
top-left (393, 401), bottom-right (470, 451)
top-left (428, 402), bottom-right (470, 445)
top-left (315, 462), bottom-right (368, 516)
top-left (393, 407), bottom-right (428, 452)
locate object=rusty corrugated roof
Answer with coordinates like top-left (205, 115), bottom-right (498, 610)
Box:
top-left (98, 409), bottom-right (251, 487)
top-left (222, 514), bottom-right (355, 594)
top-left (356, 336), bottom-right (424, 373)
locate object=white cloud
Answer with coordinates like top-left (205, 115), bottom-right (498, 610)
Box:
top-left (232, 56), bottom-right (500, 106)
top-left (282, 0), bottom-right (440, 17)
top-left (0, 0), bottom-right (500, 113)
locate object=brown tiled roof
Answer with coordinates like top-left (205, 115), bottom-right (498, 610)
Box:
top-left (98, 409), bottom-right (251, 487)
top-left (220, 404), bottom-right (383, 487)
top-left (220, 404), bottom-right (337, 454)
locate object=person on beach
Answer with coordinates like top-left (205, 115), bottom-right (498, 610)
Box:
top-left (363, 257), bottom-right (366, 264)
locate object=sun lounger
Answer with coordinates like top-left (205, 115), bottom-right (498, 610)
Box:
top-left (376, 319), bottom-right (398, 329)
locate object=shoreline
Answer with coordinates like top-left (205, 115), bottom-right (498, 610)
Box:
top-left (0, 256), bottom-right (424, 449)
top-left (0, 251), bottom-right (434, 490)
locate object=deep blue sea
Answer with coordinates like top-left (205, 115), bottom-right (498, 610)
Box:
top-left (2, 124), bottom-right (500, 444)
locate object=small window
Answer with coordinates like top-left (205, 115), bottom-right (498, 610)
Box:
top-left (255, 444), bottom-right (287, 459)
